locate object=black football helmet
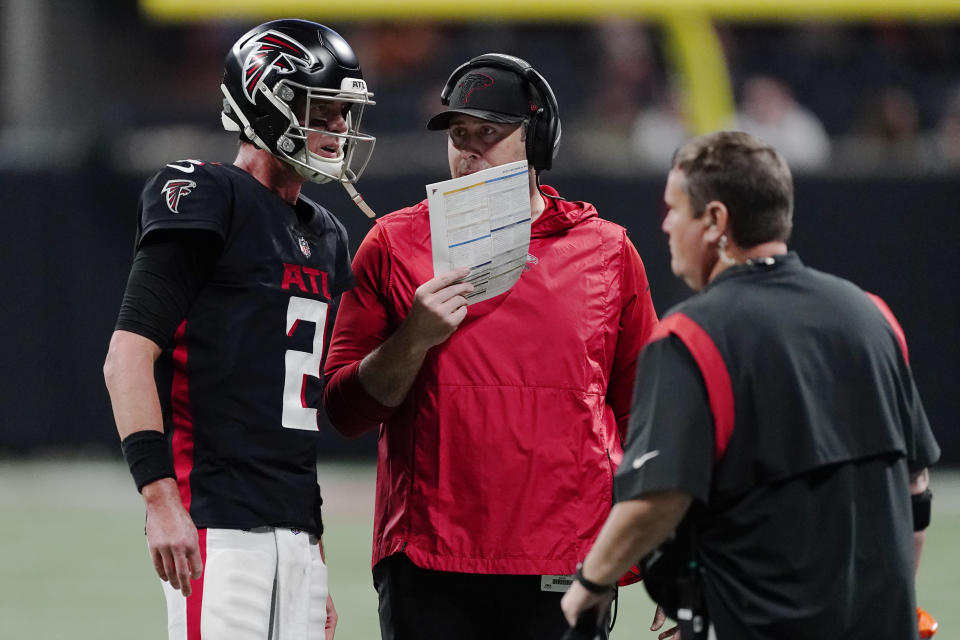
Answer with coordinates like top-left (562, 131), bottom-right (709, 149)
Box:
top-left (221, 19), bottom-right (375, 187)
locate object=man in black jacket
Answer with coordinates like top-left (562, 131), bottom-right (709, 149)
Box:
top-left (561, 131), bottom-right (940, 640)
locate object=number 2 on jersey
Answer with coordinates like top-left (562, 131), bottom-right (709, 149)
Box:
top-left (282, 296), bottom-right (328, 430)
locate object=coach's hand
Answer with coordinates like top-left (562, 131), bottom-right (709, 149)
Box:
top-left (355, 267), bottom-right (474, 408)
top-left (142, 477), bottom-right (203, 597)
top-left (650, 605), bottom-right (680, 639)
top-left (561, 581), bottom-right (612, 628)
top-left (403, 268), bottom-right (473, 350)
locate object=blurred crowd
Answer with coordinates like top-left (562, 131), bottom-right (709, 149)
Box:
top-left (4, 2), bottom-right (960, 176)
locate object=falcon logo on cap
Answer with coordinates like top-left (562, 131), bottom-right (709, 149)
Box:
top-left (162, 179), bottom-right (197, 214)
top-left (241, 30), bottom-right (316, 103)
top-left (458, 72), bottom-right (494, 105)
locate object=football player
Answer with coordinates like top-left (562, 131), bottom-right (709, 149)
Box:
top-left (103, 19), bottom-right (374, 639)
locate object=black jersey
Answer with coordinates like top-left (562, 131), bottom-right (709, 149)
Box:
top-left (616, 253), bottom-right (940, 639)
top-left (132, 160), bottom-right (354, 535)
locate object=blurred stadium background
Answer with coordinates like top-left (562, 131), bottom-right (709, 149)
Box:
top-left (0, 0), bottom-right (957, 638)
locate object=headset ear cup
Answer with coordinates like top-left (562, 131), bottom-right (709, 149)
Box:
top-left (543, 94), bottom-right (560, 169)
top-left (541, 113), bottom-right (557, 170)
top-left (528, 109), bottom-right (553, 172)
top-left (526, 111), bottom-right (541, 170)
top-left (523, 69), bottom-right (559, 172)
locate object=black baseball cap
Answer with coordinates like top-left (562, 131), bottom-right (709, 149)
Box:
top-left (427, 66), bottom-right (537, 130)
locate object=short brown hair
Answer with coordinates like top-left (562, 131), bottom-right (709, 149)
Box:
top-left (672, 131), bottom-right (793, 248)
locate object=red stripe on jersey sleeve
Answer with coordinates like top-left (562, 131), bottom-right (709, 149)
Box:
top-left (650, 313), bottom-right (736, 461)
top-left (866, 292), bottom-right (910, 364)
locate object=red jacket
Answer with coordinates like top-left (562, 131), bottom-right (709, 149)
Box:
top-left (323, 187), bottom-right (658, 574)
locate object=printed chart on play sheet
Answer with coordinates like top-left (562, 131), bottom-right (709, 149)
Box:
top-left (427, 160), bottom-right (531, 304)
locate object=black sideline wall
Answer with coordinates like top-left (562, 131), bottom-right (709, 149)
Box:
top-left (2, 171), bottom-right (956, 464)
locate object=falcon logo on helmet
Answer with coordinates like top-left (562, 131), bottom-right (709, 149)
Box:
top-left (162, 179), bottom-right (197, 214)
top-left (241, 31), bottom-right (316, 103)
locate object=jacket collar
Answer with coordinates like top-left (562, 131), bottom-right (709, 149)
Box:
top-left (531, 184), bottom-right (598, 238)
top-left (706, 251), bottom-right (803, 291)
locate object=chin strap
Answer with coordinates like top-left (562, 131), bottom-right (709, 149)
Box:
top-left (344, 181), bottom-right (376, 218)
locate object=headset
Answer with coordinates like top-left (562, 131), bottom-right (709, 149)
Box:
top-left (440, 53), bottom-right (562, 173)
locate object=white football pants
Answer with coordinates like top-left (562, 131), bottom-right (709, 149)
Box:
top-left (161, 527), bottom-right (328, 639)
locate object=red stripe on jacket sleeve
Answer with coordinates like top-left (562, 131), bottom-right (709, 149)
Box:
top-left (650, 313), bottom-right (735, 461)
top-left (866, 292), bottom-right (910, 365)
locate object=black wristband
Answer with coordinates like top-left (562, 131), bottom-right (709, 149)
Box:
top-left (121, 430), bottom-right (176, 493)
top-left (575, 563), bottom-right (615, 594)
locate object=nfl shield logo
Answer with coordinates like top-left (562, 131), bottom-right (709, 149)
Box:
top-left (298, 235), bottom-right (311, 258)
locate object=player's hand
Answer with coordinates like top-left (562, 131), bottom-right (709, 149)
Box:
top-left (325, 592), bottom-right (338, 639)
top-left (142, 477), bottom-right (203, 597)
top-left (560, 581), bottom-right (613, 628)
top-left (650, 605), bottom-right (680, 639)
top-left (404, 268), bottom-right (473, 350)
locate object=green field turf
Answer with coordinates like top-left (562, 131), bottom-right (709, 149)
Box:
top-left (1, 460), bottom-right (956, 639)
